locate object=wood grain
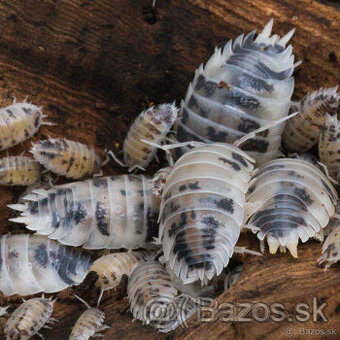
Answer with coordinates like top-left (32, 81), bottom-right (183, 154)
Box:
top-left (0, 0), bottom-right (338, 339)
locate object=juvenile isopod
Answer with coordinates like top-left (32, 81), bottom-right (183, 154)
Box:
top-left (282, 87), bottom-right (339, 152)
top-left (0, 100), bottom-right (52, 151)
top-left (175, 19), bottom-right (297, 165)
top-left (31, 138), bottom-right (102, 179)
top-left (245, 158), bottom-right (338, 257)
top-left (0, 234), bottom-right (92, 296)
top-left (9, 175), bottom-right (159, 250)
top-left (4, 296), bottom-right (57, 340)
top-left (0, 156), bottom-right (40, 186)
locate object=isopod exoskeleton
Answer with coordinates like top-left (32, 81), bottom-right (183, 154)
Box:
top-left (158, 143), bottom-right (254, 284)
top-left (9, 175), bottom-right (160, 250)
top-left (245, 158), bottom-right (338, 257)
top-left (282, 87), bottom-right (339, 153)
top-left (319, 113), bottom-right (340, 183)
top-left (31, 138), bottom-right (102, 179)
top-left (0, 156), bottom-right (40, 186)
top-left (175, 19), bottom-right (296, 165)
top-left (0, 234), bottom-right (92, 296)
top-left (127, 261), bottom-right (178, 328)
top-left (123, 103), bottom-right (178, 170)
top-left (0, 100), bottom-right (51, 151)
top-left (4, 297), bottom-right (57, 340)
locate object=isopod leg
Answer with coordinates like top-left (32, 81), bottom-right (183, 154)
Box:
top-left (234, 246), bottom-right (262, 256)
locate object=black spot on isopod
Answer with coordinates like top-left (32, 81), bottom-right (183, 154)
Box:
top-left (207, 126), bottom-right (228, 141)
top-left (74, 202), bottom-right (87, 224)
top-left (241, 139), bottom-right (269, 152)
top-left (238, 118), bottom-right (260, 133)
top-left (191, 210), bottom-right (196, 219)
top-left (93, 177), bottom-right (107, 187)
top-left (294, 187), bottom-right (313, 205)
top-left (201, 216), bottom-right (219, 228)
top-left (8, 250), bottom-right (19, 258)
top-left (66, 156), bottom-right (75, 173)
top-left (179, 184), bottom-right (187, 192)
top-left (216, 198), bottom-right (234, 213)
top-left (34, 115), bottom-right (40, 127)
top-left (96, 202), bottom-right (109, 236)
top-left (29, 201), bottom-right (39, 214)
top-left (120, 190), bottom-right (126, 196)
top-left (188, 181), bottom-right (200, 190)
top-left (34, 244), bottom-right (48, 267)
top-left (218, 157), bottom-right (241, 171)
top-left (232, 152), bottom-right (248, 167)
top-left (40, 151), bottom-right (56, 160)
top-left (23, 107), bottom-right (33, 116)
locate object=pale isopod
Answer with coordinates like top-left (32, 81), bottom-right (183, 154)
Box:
top-left (0, 100), bottom-right (52, 151)
top-left (158, 143), bottom-right (255, 284)
top-left (31, 138), bottom-right (102, 179)
top-left (282, 87), bottom-right (339, 152)
top-left (175, 19), bottom-right (297, 165)
top-left (0, 156), bottom-right (40, 186)
top-left (246, 158), bottom-right (338, 257)
top-left (0, 234), bottom-right (92, 296)
top-left (9, 175), bottom-right (159, 250)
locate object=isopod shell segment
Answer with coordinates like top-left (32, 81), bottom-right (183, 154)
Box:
top-left (175, 19), bottom-right (296, 165)
top-left (0, 234), bottom-right (92, 296)
top-left (158, 143), bottom-right (254, 284)
top-left (31, 138), bottom-right (102, 179)
top-left (123, 104), bottom-right (178, 169)
top-left (0, 101), bottom-right (47, 151)
top-left (246, 158), bottom-right (338, 257)
top-left (9, 175), bottom-right (160, 250)
top-left (5, 297), bottom-right (54, 340)
top-left (0, 156), bottom-right (40, 186)
top-left (282, 87), bottom-right (340, 153)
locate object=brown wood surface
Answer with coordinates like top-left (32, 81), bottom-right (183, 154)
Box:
top-left (0, 0), bottom-right (339, 339)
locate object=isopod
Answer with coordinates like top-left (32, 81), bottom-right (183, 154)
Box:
top-left (9, 175), bottom-right (159, 249)
top-left (175, 19), bottom-right (297, 165)
top-left (282, 87), bottom-right (339, 152)
top-left (0, 234), bottom-right (92, 296)
top-left (0, 156), bottom-right (40, 186)
top-left (0, 100), bottom-right (51, 151)
top-left (4, 296), bottom-right (57, 340)
top-left (31, 138), bottom-right (102, 179)
top-left (158, 143), bottom-right (255, 284)
top-left (245, 158), bottom-right (338, 257)
top-left (123, 103), bottom-right (178, 170)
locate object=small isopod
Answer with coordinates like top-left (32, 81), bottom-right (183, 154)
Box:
top-left (0, 234), bottom-right (92, 296)
top-left (0, 156), bottom-right (40, 186)
top-left (31, 138), bottom-right (102, 179)
top-left (245, 158), bottom-right (338, 257)
top-left (0, 100), bottom-right (52, 151)
top-left (4, 296), bottom-right (57, 340)
top-left (282, 87), bottom-right (339, 153)
top-left (9, 175), bottom-right (160, 250)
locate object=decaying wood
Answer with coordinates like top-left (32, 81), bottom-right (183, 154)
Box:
top-left (0, 0), bottom-right (338, 339)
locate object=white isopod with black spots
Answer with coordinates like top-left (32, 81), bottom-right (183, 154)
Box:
top-left (31, 138), bottom-right (102, 179)
top-left (0, 156), bottom-right (40, 186)
top-left (9, 175), bottom-right (160, 249)
top-left (246, 158), bottom-right (338, 257)
top-left (158, 143), bottom-right (255, 285)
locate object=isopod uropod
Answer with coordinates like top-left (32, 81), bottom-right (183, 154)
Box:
top-left (245, 158), bottom-right (337, 257)
top-left (158, 143), bottom-right (255, 284)
top-left (0, 234), bottom-right (92, 296)
top-left (9, 175), bottom-right (160, 250)
top-left (0, 156), bottom-right (41, 186)
top-left (31, 138), bottom-right (102, 179)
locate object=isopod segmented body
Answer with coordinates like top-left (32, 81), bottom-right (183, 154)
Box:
top-left (158, 143), bottom-right (254, 284)
top-left (0, 234), bottom-right (92, 296)
top-left (9, 175), bottom-right (159, 249)
top-left (5, 297), bottom-right (56, 340)
top-left (31, 138), bottom-right (102, 179)
top-left (246, 158), bottom-right (337, 257)
top-left (175, 20), bottom-right (296, 165)
top-left (0, 101), bottom-right (50, 151)
top-left (282, 87), bottom-right (339, 152)
top-left (0, 156), bottom-right (40, 186)
top-left (123, 104), bottom-right (178, 170)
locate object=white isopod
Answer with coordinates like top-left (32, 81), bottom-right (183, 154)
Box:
top-left (4, 296), bottom-right (57, 340)
top-left (246, 158), bottom-right (338, 257)
top-left (9, 175), bottom-right (160, 250)
top-left (175, 19), bottom-right (297, 165)
top-left (0, 100), bottom-right (52, 151)
top-left (31, 138), bottom-right (102, 179)
top-left (282, 87), bottom-right (339, 152)
top-left (0, 234), bottom-right (92, 296)
top-left (158, 143), bottom-right (255, 285)
top-left (0, 156), bottom-right (40, 186)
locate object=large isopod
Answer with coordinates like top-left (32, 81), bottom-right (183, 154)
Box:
top-left (0, 234), bottom-right (92, 296)
top-left (9, 175), bottom-right (159, 249)
top-left (245, 158), bottom-right (338, 257)
top-left (175, 19), bottom-right (297, 165)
